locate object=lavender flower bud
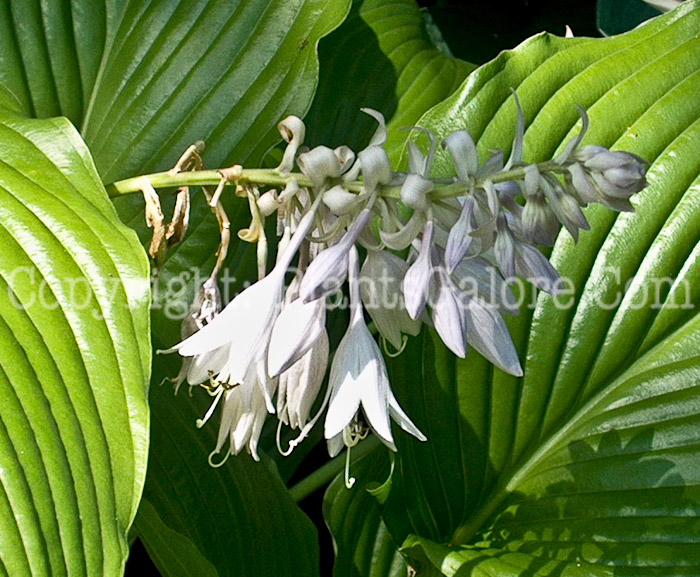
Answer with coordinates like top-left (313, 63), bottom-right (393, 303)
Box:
top-left (575, 146), bottom-right (648, 197)
top-left (403, 220), bottom-right (434, 319)
top-left (442, 130), bottom-right (478, 181)
top-left (521, 197), bottom-right (560, 246)
top-left (445, 196), bottom-right (476, 272)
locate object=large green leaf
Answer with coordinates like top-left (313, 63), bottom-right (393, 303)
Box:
top-left (323, 447), bottom-right (407, 577)
top-left (352, 2), bottom-right (700, 574)
top-left (0, 0), bottom-right (349, 180)
top-left (304, 0), bottom-right (474, 162)
top-left (0, 111), bottom-right (150, 575)
top-left (0, 0), bottom-right (351, 573)
top-left (133, 363), bottom-right (321, 577)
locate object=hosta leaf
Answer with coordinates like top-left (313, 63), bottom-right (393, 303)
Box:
top-left (323, 445), bottom-right (407, 577)
top-left (0, 1), bottom-right (124, 124)
top-left (131, 501), bottom-right (218, 577)
top-left (82, 0), bottom-right (350, 183)
top-left (375, 2), bottom-right (700, 574)
top-left (304, 0), bottom-right (475, 162)
top-left (133, 364), bottom-right (321, 577)
top-left (0, 110), bottom-right (150, 575)
top-left (0, 0), bottom-right (351, 573)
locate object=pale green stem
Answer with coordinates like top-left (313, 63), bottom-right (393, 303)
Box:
top-left (105, 163), bottom-right (568, 202)
top-left (287, 435), bottom-right (381, 503)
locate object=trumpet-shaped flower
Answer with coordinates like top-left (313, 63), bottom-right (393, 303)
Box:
top-left (360, 249), bottom-right (420, 351)
top-left (168, 195), bottom-right (324, 385)
top-left (277, 330), bottom-right (329, 430)
top-left (210, 362), bottom-right (275, 462)
top-left (300, 205), bottom-right (373, 303)
top-left (324, 247), bottom-right (426, 451)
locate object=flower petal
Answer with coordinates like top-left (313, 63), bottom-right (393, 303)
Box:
top-left (388, 392), bottom-right (426, 442)
top-left (514, 242), bottom-right (560, 294)
top-left (442, 130), bottom-right (477, 181)
top-left (403, 221), bottom-right (434, 319)
top-left (464, 297), bottom-right (523, 376)
top-left (431, 268), bottom-right (467, 358)
top-left (445, 196), bottom-right (475, 273)
top-left (268, 297), bottom-right (326, 377)
top-left (358, 354), bottom-right (394, 449)
top-left (360, 250), bottom-right (420, 350)
top-left (379, 210), bottom-right (425, 251)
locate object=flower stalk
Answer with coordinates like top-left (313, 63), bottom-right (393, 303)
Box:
top-left (107, 161), bottom-right (576, 203)
top-left (150, 102), bottom-right (648, 471)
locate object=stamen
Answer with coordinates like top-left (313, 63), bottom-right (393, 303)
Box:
top-left (196, 386), bottom-right (225, 428)
top-left (275, 406), bottom-right (296, 457)
top-left (344, 445), bottom-right (355, 489)
top-left (208, 450), bottom-right (231, 468)
top-left (382, 335), bottom-right (408, 358)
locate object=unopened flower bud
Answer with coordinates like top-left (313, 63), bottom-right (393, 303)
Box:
top-left (323, 185), bottom-right (359, 215)
top-left (445, 196), bottom-right (476, 272)
top-left (400, 173), bottom-right (432, 212)
top-left (522, 164), bottom-right (541, 199)
top-left (576, 146), bottom-right (647, 197)
top-left (300, 208), bottom-right (373, 303)
top-left (276, 116), bottom-right (306, 174)
top-left (403, 220), bottom-right (434, 319)
top-left (297, 145), bottom-right (342, 187)
top-left (521, 197), bottom-right (559, 246)
top-left (442, 130), bottom-right (478, 181)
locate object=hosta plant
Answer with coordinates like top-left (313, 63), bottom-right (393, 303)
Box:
top-left (0, 1), bottom-right (697, 576)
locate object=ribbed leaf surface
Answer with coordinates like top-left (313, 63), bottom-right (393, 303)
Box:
top-left (370, 2), bottom-right (700, 574)
top-left (305, 0), bottom-right (474, 161)
top-left (0, 111), bottom-right (150, 576)
top-left (323, 448), bottom-right (407, 577)
top-left (133, 368), bottom-right (321, 577)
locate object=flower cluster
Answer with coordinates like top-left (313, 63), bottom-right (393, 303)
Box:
top-left (163, 100), bottom-right (648, 473)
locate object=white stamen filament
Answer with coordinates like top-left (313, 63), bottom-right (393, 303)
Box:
top-left (196, 385), bottom-right (226, 428)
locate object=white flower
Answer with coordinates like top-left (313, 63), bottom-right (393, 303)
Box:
top-left (210, 361), bottom-right (274, 463)
top-left (359, 250), bottom-right (420, 351)
top-left (172, 267), bottom-right (285, 387)
top-left (277, 330), bottom-right (329, 430)
top-left (168, 195), bottom-right (324, 386)
top-left (324, 246), bottom-right (426, 452)
top-left (402, 220), bottom-right (434, 319)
